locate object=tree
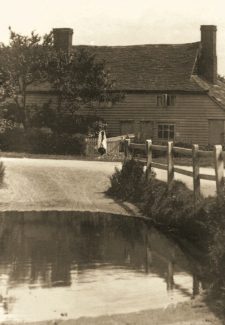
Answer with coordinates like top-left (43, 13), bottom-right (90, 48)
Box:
top-left (39, 47), bottom-right (124, 133)
top-left (0, 28), bottom-right (124, 132)
top-left (0, 27), bottom-right (52, 129)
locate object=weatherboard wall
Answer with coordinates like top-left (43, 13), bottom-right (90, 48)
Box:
top-left (94, 93), bottom-right (225, 145)
top-left (26, 92), bottom-right (225, 146)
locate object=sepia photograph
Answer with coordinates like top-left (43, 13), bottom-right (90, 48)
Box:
top-left (0, 0), bottom-right (224, 324)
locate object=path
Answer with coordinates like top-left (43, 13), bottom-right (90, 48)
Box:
top-left (0, 157), bottom-right (138, 215)
top-left (0, 157), bottom-right (218, 213)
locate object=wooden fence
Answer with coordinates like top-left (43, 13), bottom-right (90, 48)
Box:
top-left (85, 134), bottom-right (135, 156)
top-left (124, 139), bottom-right (225, 202)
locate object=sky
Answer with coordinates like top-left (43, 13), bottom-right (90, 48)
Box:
top-left (1, 0), bottom-right (225, 74)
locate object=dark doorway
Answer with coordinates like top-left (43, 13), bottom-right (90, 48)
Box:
top-left (208, 120), bottom-right (225, 145)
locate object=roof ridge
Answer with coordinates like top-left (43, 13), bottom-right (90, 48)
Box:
top-left (73, 42), bottom-right (200, 49)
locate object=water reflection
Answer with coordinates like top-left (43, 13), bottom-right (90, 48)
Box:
top-left (0, 211), bottom-right (198, 322)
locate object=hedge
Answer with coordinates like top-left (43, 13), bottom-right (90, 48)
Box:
top-left (0, 127), bottom-right (87, 155)
top-left (107, 159), bottom-right (225, 310)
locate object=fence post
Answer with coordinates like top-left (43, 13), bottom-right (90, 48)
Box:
top-left (214, 145), bottom-right (224, 198)
top-left (146, 140), bottom-right (152, 181)
top-left (124, 138), bottom-right (131, 161)
top-left (167, 141), bottom-right (174, 188)
top-left (84, 137), bottom-right (88, 156)
top-left (192, 144), bottom-right (200, 206)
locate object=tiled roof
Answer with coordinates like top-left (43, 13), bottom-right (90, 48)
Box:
top-left (192, 75), bottom-right (225, 109)
top-left (73, 42), bottom-right (204, 92)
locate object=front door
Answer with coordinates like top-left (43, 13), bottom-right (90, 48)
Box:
top-left (208, 120), bottom-right (225, 145)
top-left (140, 121), bottom-right (154, 141)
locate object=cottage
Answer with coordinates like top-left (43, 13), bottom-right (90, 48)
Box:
top-left (27, 25), bottom-right (225, 146)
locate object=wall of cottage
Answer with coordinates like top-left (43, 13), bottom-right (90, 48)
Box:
top-left (26, 92), bottom-right (225, 146)
top-left (94, 93), bottom-right (225, 146)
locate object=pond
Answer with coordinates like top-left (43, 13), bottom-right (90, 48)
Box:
top-left (0, 211), bottom-right (199, 322)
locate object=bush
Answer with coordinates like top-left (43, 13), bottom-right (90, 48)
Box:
top-left (108, 161), bottom-right (207, 243)
top-left (107, 160), bottom-right (225, 311)
top-left (201, 199), bottom-right (225, 293)
top-left (107, 159), bottom-right (145, 202)
top-left (107, 160), bottom-right (225, 309)
top-left (26, 128), bottom-right (56, 154)
top-left (0, 127), bottom-right (87, 155)
top-left (0, 127), bottom-right (28, 152)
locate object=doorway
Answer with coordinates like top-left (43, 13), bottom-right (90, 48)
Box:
top-left (140, 121), bottom-right (154, 141)
top-left (208, 120), bottom-right (225, 145)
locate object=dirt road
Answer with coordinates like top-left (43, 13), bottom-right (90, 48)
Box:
top-left (0, 157), bottom-right (217, 212)
top-left (0, 157), bottom-right (139, 214)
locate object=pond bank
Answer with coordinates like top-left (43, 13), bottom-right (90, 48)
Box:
top-left (107, 159), bottom-right (225, 323)
top-left (4, 298), bottom-right (221, 325)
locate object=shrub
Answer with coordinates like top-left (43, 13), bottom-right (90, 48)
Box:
top-left (108, 161), bottom-right (209, 243)
top-left (0, 127), bottom-right (28, 152)
top-left (202, 199), bottom-right (225, 292)
top-left (108, 161), bottom-right (200, 241)
top-left (55, 133), bottom-right (86, 155)
top-left (26, 128), bottom-right (56, 154)
top-left (107, 160), bottom-right (225, 310)
top-left (107, 159), bottom-right (145, 201)
top-left (0, 127), bottom-right (87, 155)
top-left (142, 178), bottom-right (209, 244)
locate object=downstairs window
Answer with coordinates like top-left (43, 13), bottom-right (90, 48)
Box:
top-left (158, 124), bottom-right (175, 140)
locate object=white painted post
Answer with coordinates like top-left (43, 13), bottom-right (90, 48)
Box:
top-left (84, 137), bottom-right (88, 156)
top-left (192, 144), bottom-right (200, 206)
top-left (124, 138), bottom-right (131, 161)
top-left (167, 141), bottom-right (174, 188)
top-left (214, 145), bottom-right (224, 197)
top-left (146, 140), bottom-right (152, 181)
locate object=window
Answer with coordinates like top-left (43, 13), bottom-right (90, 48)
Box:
top-left (158, 124), bottom-right (175, 140)
top-left (157, 94), bottom-right (176, 107)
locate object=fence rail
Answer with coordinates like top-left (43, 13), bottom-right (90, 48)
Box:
top-left (85, 134), bottom-right (135, 156)
top-left (124, 139), bottom-right (225, 202)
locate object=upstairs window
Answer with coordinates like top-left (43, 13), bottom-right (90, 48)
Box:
top-left (157, 94), bottom-right (176, 107)
top-left (158, 124), bottom-right (175, 140)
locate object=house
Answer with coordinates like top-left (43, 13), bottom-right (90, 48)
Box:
top-left (27, 25), bottom-right (225, 146)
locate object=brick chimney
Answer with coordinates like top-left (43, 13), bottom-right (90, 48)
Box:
top-left (199, 25), bottom-right (217, 84)
top-left (53, 28), bottom-right (73, 53)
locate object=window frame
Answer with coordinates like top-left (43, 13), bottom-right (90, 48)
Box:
top-left (156, 94), bottom-right (176, 107)
top-left (157, 123), bottom-right (175, 140)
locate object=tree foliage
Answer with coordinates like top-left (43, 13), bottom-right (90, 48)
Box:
top-left (0, 27), bottom-right (52, 129)
top-left (47, 48), bottom-right (123, 115)
top-left (0, 28), bottom-right (124, 132)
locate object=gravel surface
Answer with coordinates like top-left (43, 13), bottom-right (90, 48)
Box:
top-left (0, 158), bottom-right (139, 214)
top-left (0, 157), bottom-right (218, 212)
